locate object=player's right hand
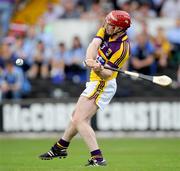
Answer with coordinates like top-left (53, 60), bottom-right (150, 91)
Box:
top-left (84, 59), bottom-right (104, 72)
top-left (84, 59), bottom-right (96, 68)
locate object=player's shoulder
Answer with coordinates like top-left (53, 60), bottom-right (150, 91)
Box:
top-left (97, 27), bottom-right (105, 35)
top-left (97, 27), bottom-right (105, 32)
top-left (95, 27), bottom-right (106, 40)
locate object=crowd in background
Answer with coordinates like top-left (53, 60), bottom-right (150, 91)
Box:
top-left (0, 0), bottom-right (180, 100)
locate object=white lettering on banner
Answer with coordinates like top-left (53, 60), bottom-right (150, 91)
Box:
top-left (3, 103), bottom-right (75, 131)
top-left (97, 102), bottom-right (180, 130)
top-left (159, 102), bottom-right (172, 130)
top-left (30, 104), bottom-right (43, 131)
top-left (134, 102), bottom-right (149, 130)
top-left (97, 103), bottom-right (149, 130)
top-left (97, 103), bottom-right (124, 130)
top-left (111, 103), bottom-right (123, 130)
top-left (21, 108), bottom-right (32, 131)
top-left (3, 104), bottom-right (20, 131)
top-left (2, 102), bottom-right (180, 131)
top-left (43, 103), bottom-right (57, 131)
top-left (149, 103), bottom-right (158, 130)
top-left (122, 103), bottom-right (135, 130)
top-left (55, 103), bottom-right (74, 130)
top-left (172, 103), bottom-right (180, 129)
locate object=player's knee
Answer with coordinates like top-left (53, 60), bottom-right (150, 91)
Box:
top-left (71, 117), bottom-right (81, 127)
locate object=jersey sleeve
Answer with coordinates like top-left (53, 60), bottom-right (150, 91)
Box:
top-left (95, 27), bottom-right (105, 40)
top-left (107, 41), bottom-right (130, 69)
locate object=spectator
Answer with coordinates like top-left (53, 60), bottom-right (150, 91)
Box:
top-left (118, 1), bottom-right (131, 13)
top-left (50, 42), bottom-right (66, 84)
top-left (0, 0), bottom-right (15, 38)
top-left (36, 17), bottom-right (55, 49)
top-left (140, 19), bottom-right (154, 40)
top-left (128, 0), bottom-right (139, 17)
top-left (160, 0), bottom-right (180, 18)
top-left (151, 0), bottom-right (165, 17)
top-left (0, 67), bottom-right (3, 101)
top-left (167, 18), bottom-right (180, 68)
top-left (81, 0), bottom-right (105, 20)
top-left (23, 25), bottom-right (38, 67)
top-left (0, 59), bottom-right (24, 100)
top-left (11, 36), bottom-right (30, 72)
top-left (42, 2), bottom-right (64, 23)
top-left (177, 65), bottom-right (180, 85)
top-left (0, 41), bottom-right (16, 69)
top-left (28, 40), bottom-right (52, 79)
top-left (153, 27), bottom-right (171, 70)
top-left (64, 36), bottom-right (86, 82)
top-left (60, 0), bottom-right (80, 19)
top-left (167, 18), bottom-right (180, 47)
top-left (2, 30), bottom-right (16, 45)
top-left (133, 2), bottom-right (156, 20)
top-left (167, 18), bottom-right (180, 83)
top-left (128, 19), bottom-right (153, 52)
top-left (77, 0), bottom-right (93, 11)
top-left (70, 36), bottom-right (85, 65)
top-left (130, 33), bottom-right (156, 75)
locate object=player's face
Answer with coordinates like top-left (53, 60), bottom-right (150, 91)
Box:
top-left (105, 23), bottom-right (116, 35)
top-left (105, 23), bottom-right (122, 36)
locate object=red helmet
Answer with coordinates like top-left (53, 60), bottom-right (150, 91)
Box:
top-left (105, 10), bottom-right (131, 29)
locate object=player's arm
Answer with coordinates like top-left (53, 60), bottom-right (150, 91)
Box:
top-left (85, 38), bottom-right (102, 67)
top-left (85, 27), bottom-right (114, 79)
top-left (85, 38), bottom-right (113, 79)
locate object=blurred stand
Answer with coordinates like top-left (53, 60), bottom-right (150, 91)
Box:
top-left (0, 0), bottom-right (179, 101)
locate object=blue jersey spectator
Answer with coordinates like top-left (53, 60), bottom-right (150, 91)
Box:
top-left (1, 59), bottom-right (24, 99)
top-left (50, 42), bottom-right (69, 84)
top-left (64, 36), bottom-right (86, 83)
top-left (0, 0), bottom-right (15, 38)
top-left (23, 26), bottom-right (38, 66)
top-left (167, 18), bottom-right (180, 45)
top-left (167, 18), bottom-right (180, 67)
top-left (130, 33), bottom-right (156, 75)
top-left (0, 42), bottom-right (16, 69)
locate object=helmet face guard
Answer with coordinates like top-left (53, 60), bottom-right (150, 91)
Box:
top-left (104, 10), bottom-right (131, 35)
top-left (104, 22), bottom-right (122, 36)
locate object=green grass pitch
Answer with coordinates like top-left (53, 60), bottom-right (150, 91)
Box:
top-left (0, 137), bottom-right (180, 171)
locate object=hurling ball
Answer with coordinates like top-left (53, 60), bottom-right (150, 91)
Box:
top-left (16, 58), bottom-right (24, 66)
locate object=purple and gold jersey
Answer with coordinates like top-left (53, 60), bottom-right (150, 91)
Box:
top-left (90, 27), bottom-right (130, 81)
